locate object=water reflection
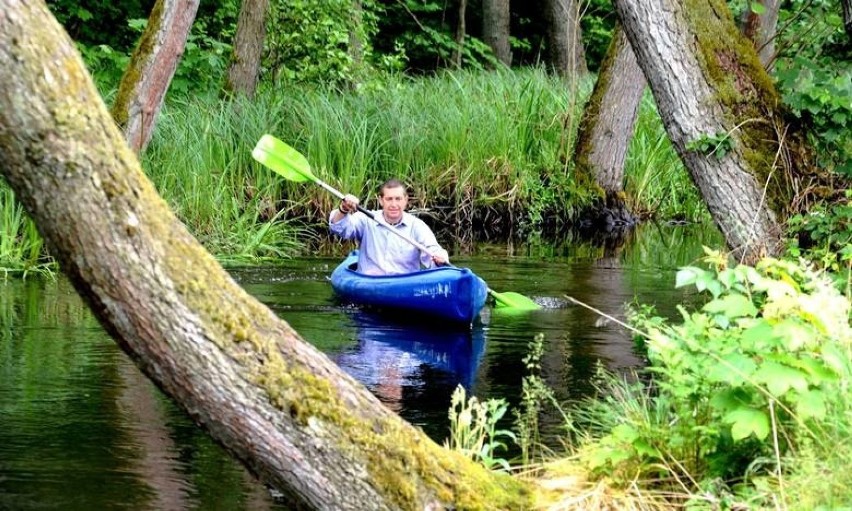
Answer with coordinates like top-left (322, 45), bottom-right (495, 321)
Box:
top-left (0, 224), bottom-right (723, 509)
top-left (330, 311), bottom-right (486, 436)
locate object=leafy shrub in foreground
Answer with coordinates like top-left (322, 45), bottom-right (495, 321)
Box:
top-left (585, 249), bottom-right (852, 493)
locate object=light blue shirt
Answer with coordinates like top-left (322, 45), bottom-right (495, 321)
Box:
top-left (329, 210), bottom-right (449, 275)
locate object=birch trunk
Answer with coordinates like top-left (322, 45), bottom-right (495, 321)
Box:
top-left (110, 0), bottom-right (200, 154)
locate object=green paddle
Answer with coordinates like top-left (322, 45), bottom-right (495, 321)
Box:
top-left (251, 134), bottom-right (540, 310)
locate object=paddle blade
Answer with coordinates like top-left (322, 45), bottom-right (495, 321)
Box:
top-left (252, 134), bottom-right (315, 183)
top-left (489, 289), bottom-right (541, 310)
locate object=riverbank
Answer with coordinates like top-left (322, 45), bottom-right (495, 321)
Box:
top-left (0, 68), bottom-right (708, 274)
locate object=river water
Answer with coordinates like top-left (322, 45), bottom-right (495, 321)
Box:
top-left (0, 224), bottom-right (721, 510)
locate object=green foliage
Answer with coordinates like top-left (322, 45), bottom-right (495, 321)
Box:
top-left (444, 385), bottom-right (515, 471)
top-left (786, 189), bottom-right (852, 280)
top-left (264, 0), bottom-right (402, 87)
top-left (77, 43), bottom-right (131, 93)
top-left (585, 250), bottom-right (852, 493)
top-left (47, 0), bottom-right (149, 50)
top-left (579, 0), bottom-right (617, 72)
top-left (0, 185), bottom-right (53, 277)
top-left (172, 26), bottom-right (232, 96)
top-left (775, 57), bottom-right (852, 177)
top-left (686, 132), bottom-right (735, 159)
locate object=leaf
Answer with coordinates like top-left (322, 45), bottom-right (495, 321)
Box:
top-left (725, 408), bottom-right (770, 440)
top-left (676, 267), bottom-right (704, 288)
top-left (632, 438), bottom-right (660, 459)
top-left (750, 2), bottom-right (767, 15)
top-left (702, 293), bottom-right (758, 318)
top-left (754, 360), bottom-right (810, 396)
top-left (781, 354), bottom-right (839, 383)
top-left (708, 352), bottom-right (757, 384)
top-left (612, 423), bottom-right (639, 443)
top-left (711, 388), bottom-right (752, 413)
top-left (772, 319), bottom-right (814, 351)
top-left (821, 343), bottom-right (851, 376)
top-left (741, 320), bottom-right (779, 349)
top-left (794, 389), bottom-right (827, 420)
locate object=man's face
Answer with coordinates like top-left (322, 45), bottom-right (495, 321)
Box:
top-left (379, 185), bottom-right (408, 224)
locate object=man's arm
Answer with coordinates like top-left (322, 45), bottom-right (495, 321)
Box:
top-left (411, 218), bottom-right (449, 267)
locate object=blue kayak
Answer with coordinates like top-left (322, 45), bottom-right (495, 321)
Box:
top-left (330, 250), bottom-right (489, 325)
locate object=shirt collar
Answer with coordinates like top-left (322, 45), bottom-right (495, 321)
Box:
top-left (382, 211), bottom-right (408, 227)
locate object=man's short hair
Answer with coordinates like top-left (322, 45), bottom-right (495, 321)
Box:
top-left (379, 178), bottom-right (407, 196)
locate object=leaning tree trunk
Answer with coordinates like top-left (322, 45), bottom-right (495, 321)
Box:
top-left (612, 0), bottom-right (824, 264)
top-left (740, 0), bottom-right (780, 68)
top-left (225, 0), bottom-right (269, 98)
top-left (482, 0), bottom-right (511, 66)
top-left (0, 3), bottom-right (531, 510)
top-left (574, 25), bottom-right (645, 225)
top-left (110, 0), bottom-right (200, 153)
top-left (544, 0), bottom-right (588, 77)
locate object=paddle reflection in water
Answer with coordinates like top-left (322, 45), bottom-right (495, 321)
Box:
top-left (331, 312), bottom-right (486, 433)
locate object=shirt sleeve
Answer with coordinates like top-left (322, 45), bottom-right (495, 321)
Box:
top-left (410, 217), bottom-right (449, 268)
top-left (329, 210), bottom-right (366, 241)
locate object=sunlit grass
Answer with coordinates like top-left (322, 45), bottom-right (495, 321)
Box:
top-left (0, 186), bottom-right (53, 277)
top-left (3, 68), bottom-right (714, 270)
top-left (624, 93), bottom-right (708, 222)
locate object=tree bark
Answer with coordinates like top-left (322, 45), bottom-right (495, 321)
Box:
top-left (482, 0), bottom-right (511, 66)
top-left (574, 25), bottom-right (645, 225)
top-left (740, 0), bottom-right (780, 69)
top-left (348, 0), bottom-right (366, 87)
top-left (110, 0), bottom-right (200, 154)
top-left (225, 0), bottom-right (269, 98)
top-left (453, 0), bottom-right (468, 68)
top-left (544, 0), bottom-right (588, 77)
top-left (612, 0), bottom-right (820, 264)
top-left (843, 0), bottom-right (852, 40)
top-left (0, 3), bottom-right (531, 509)
top-left (575, 26), bottom-right (645, 194)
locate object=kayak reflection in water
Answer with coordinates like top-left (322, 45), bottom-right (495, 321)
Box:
top-left (332, 313), bottom-right (487, 412)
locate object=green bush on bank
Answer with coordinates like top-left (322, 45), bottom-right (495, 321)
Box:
top-left (544, 250), bottom-right (852, 509)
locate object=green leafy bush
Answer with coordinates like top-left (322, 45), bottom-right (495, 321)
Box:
top-left (775, 57), bottom-right (852, 177)
top-left (586, 250), bottom-right (852, 492)
top-left (786, 189), bottom-right (852, 280)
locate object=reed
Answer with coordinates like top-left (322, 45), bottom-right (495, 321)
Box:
top-left (2, 68), bottom-right (713, 270)
top-left (0, 186), bottom-right (51, 277)
top-left (623, 94), bottom-right (707, 222)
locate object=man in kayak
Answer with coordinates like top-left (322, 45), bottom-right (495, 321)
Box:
top-left (329, 179), bottom-right (449, 275)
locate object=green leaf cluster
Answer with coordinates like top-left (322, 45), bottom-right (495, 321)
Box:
top-left (775, 57), bottom-right (852, 177)
top-left (686, 132), bottom-right (735, 159)
top-left (589, 250), bottom-right (852, 486)
top-left (786, 189), bottom-right (852, 279)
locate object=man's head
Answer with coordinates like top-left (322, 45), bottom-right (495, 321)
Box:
top-left (378, 179), bottom-right (408, 224)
